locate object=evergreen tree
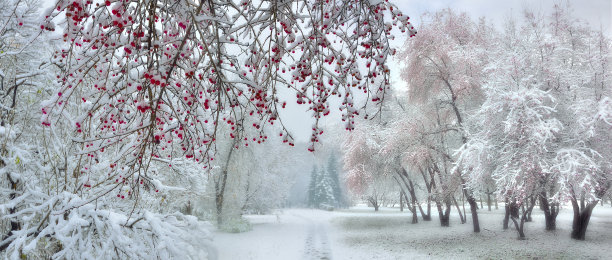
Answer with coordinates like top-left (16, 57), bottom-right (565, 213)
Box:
top-left (307, 165), bottom-right (318, 207)
top-left (314, 166), bottom-right (336, 207)
top-left (327, 154), bottom-right (345, 207)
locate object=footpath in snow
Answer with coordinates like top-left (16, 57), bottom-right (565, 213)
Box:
top-left (213, 209), bottom-right (335, 260)
top-left (213, 206), bottom-right (612, 260)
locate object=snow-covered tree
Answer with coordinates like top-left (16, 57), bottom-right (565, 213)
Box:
top-left (307, 164), bottom-right (337, 208)
top-left (237, 139), bottom-right (296, 214)
top-left (0, 1), bottom-right (418, 257)
top-left (326, 153), bottom-right (345, 208)
top-left (456, 5), bottom-right (611, 239)
top-left (314, 166), bottom-right (335, 207)
top-left (40, 0), bottom-right (417, 179)
top-left (1, 0), bottom-right (56, 255)
top-left (396, 8), bottom-right (495, 232)
top-left (544, 4), bottom-right (612, 240)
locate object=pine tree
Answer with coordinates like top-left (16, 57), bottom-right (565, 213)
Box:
top-left (327, 154), bottom-right (345, 207)
top-left (314, 166), bottom-right (336, 207)
top-left (307, 165), bottom-right (318, 207)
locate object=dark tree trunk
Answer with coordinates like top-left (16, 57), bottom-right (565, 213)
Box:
top-left (399, 191), bottom-right (404, 212)
top-left (410, 205), bottom-right (418, 223)
top-left (509, 202), bottom-right (526, 239)
top-left (495, 197), bottom-right (498, 210)
top-left (503, 199), bottom-right (510, 230)
top-left (439, 214), bottom-right (450, 226)
top-left (462, 191), bottom-right (466, 218)
top-left (369, 196), bottom-right (380, 212)
top-left (410, 202), bottom-right (418, 224)
top-left (460, 178), bottom-right (480, 233)
top-left (453, 196), bottom-right (466, 224)
top-left (405, 175), bottom-right (424, 222)
top-left (527, 208), bottom-right (533, 222)
top-left (524, 198), bottom-right (535, 222)
top-left (486, 188), bottom-right (492, 211)
top-left (436, 199), bottom-right (451, 227)
top-left (509, 199), bottom-right (535, 239)
top-left (395, 169), bottom-right (426, 222)
top-left (400, 191), bottom-right (418, 224)
top-left (417, 202), bottom-right (431, 221)
top-left (466, 195), bottom-right (480, 232)
top-left (418, 167), bottom-right (433, 221)
top-left (539, 191), bottom-right (559, 231)
top-left (570, 198), bottom-right (597, 240)
top-left (424, 199), bottom-right (432, 221)
top-left (544, 211), bottom-right (557, 230)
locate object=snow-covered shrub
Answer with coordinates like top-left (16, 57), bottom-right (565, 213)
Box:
top-left (219, 216), bottom-right (252, 234)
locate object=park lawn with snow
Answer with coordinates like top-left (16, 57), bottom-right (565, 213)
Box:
top-left (214, 206), bottom-right (612, 259)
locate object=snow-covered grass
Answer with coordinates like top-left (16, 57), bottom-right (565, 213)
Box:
top-left (213, 205), bottom-right (612, 259)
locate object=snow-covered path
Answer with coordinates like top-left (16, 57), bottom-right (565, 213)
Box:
top-left (213, 206), bottom-right (612, 260)
top-left (295, 212), bottom-right (332, 260)
top-left (213, 209), bottom-right (336, 260)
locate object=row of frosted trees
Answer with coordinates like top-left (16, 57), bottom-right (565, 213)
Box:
top-left (344, 6), bottom-right (611, 240)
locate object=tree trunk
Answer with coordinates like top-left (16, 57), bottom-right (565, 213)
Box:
top-left (401, 191), bottom-right (418, 224)
top-left (450, 174), bottom-right (480, 232)
top-left (416, 202), bottom-right (430, 221)
top-left (369, 197), bottom-right (380, 212)
top-left (462, 191), bottom-right (466, 218)
top-left (424, 199), bottom-right (432, 221)
top-left (215, 189), bottom-right (225, 226)
top-left (503, 199), bottom-right (510, 230)
top-left (439, 214), bottom-right (450, 226)
top-left (398, 168), bottom-right (429, 221)
top-left (479, 196), bottom-right (483, 209)
top-left (418, 167), bottom-right (433, 221)
top-left (436, 199), bottom-right (451, 227)
top-left (404, 176), bottom-right (420, 221)
top-left (453, 196), bottom-right (466, 224)
top-left (495, 197), bottom-right (498, 210)
top-left (466, 195), bottom-right (480, 232)
top-left (570, 198), bottom-right (597, 240)
top-left (410, 202), bottom-right (418, 224)
top-left (487, 191), bottom-right (492, 211)
top-left (509, 202), bottom-right (527, 239)
top-left (526, 199), bottom-right (533, 222)
top-left (215, 139), bottom-right (238, 226)
top-left (539, 191), bottom-right (559, 231)
top-left (399, 191), bottom-right (404, 212)
top-left (460, 180), bottom-right (480, 232)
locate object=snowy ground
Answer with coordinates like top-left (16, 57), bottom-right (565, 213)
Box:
top-left (213, 205), bottom-right (612, 259)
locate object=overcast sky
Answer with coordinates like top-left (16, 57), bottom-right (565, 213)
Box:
top-left (395, 0), bottom-right (611, 35)
top-left (284, 0), bottom-right (611, 143)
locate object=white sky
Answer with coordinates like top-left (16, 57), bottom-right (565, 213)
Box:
top-left (395, 0), bottom-right (611, 35)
